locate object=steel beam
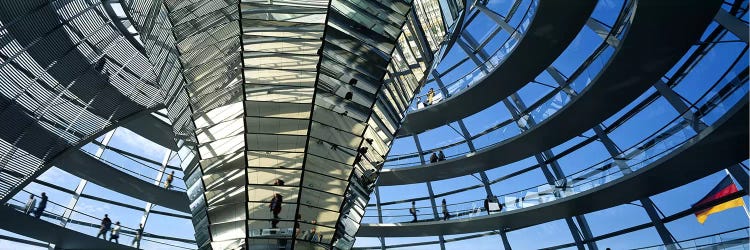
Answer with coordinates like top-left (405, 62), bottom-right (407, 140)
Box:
top-left (412, 135), bottom-right (447, 250)
top-left (501, 95), bottom-right (592, 250)
top-left (715, 9), bottom-right (749, 44)
top-left (586, 18), bottom-right (620, 47)
top-left (456, 38), bottom-right (489, 73)
top-left (653, 80), bottom-right (750, 191)
top-left (59, 130), bottom-right (116, 227)
top-left (476, 5), bottom-right (515, 33)
top-left (138, 149), bottom-right (172, 245)
top-left (499, 228), bottom-right (512, 250)
top-left (374, 186), bottom-right (386, 250)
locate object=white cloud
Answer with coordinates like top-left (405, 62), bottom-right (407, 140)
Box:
top-left (36, 167), bottom-right (65, 183)
top-left (74, 199), bottom-right (112, 217)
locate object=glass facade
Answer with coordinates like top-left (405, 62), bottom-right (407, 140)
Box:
top-left (0, 0), bottom-right (747, 250)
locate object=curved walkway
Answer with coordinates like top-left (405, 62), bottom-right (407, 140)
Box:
top-left (0, 205), bottom-right (133, 249)
top-left (121, 113), bottom-right (177, 150)
top-left (358, 97), bottom-right (748, 237)
top-left (378, 0), bottom-right (722, 185)
top-left (54, 150), bottom-right (190, 213)
top-left (396, 0), bottom-right (597, 136)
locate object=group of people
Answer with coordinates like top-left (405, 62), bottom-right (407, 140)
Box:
top-left (266, 178), bottom-right (326, 243)
top-left (353, 146), bottom-right (369, 166)
top-left (359, 168), bottom-right (378, 189)
top-left (408, 199), bottom-right (452, 222)
top-left (95, 214), bottom-right (120, 242)
top-left (296, 219), bottom-right (323, 242)
top-left (96, 214), bottom-right (144, 248)
top-left (416, 88), bottom-right (438, 110)
top-left (24, 192), bottom-right (144, 248)
top-left (23, 192), bottom-right (48, 219)
top-left (429, 150), bottom-right (447, 163)
top-left (407, 196), bottom-right (506, 223)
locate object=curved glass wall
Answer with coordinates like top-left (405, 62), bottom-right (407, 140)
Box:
top-left (0, 0), bottom-right (746, 249)
top-left (408, 0), bottom-right (537, 110)
top-left (385, 0), bottom-right (634, 169)
top-left (367, 77), bottom-right (746, 223)
top-left (357, 0), bottom-right (750, 249)
top-left (0, 120), bottom-right (195, 249)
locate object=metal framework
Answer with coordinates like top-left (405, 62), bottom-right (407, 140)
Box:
top-left (358, 0), bottom-right (748, 249)
top-left (105, 0), bottom-right (466, 248)
top-left (0, 0), bottom-right (747, 250)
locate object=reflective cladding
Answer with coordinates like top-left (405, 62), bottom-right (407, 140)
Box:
top-left (0, 0), bottom-right (163, 202)
top-left (109, 0), bottom-right (464, 248)
top-left (0, 0), bottom-right (746, 249)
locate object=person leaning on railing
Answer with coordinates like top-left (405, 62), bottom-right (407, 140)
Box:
top-left (442, 199), bottom-right (451, 221)
top-left (410, 201), bottom-right (418, 222)
top-left (430, 153), bottom-right (438, 163)
top-left (24, 194), bottom-right (36, 215)
top-left (132, 223), bottom-right (144, 249)
top-left (33, 192), bottom-right (47, 219)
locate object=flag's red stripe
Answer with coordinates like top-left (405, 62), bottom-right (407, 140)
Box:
top-left (693, 184), bottom-right (739, 214)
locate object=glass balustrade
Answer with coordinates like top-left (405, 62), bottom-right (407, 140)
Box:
top-left (364, 77), bottom-right (746, 223)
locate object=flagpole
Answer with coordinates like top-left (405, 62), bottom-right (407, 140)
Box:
top-left (724, 169), bottom-right (750, 219)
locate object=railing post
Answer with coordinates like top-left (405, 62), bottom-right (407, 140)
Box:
top-left (59, 129), bottom-right (116, 227)
top-left (412, 135), bottom-right (447, 250)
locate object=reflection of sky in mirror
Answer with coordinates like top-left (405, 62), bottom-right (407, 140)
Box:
top-left (1, 0), bottom-right (748, 249)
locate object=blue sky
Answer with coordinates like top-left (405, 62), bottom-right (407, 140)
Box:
top-left (354, 0), bottom-right (749, 249)
top-left (1, 127), bottom-right (194, 249)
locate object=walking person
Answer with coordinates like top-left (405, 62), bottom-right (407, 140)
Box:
top-left (437, 150), bottom-right (446, 161)
top-left (429, 152), bottom-right (438, 163)
top-left (164, 171), bottom-right (174, 190)
top-left (109, 221), bottom-right (121, 243)
top-left (269, 193), bottom-right (283, 228)
top-left (96, 214), bottom-right (112, 239)
top-left (427, 88), bottom-right (435, 105)
top-left (442, 199), bottom-right (450, 221)
top-left (131, 223), bottom-right (143, 249)
top-left (24, 194), bottom-right (36, 215)
top-left (409, 201), bottom-right (418, 222)
top-left (33, 192), bottom-right (47, 219)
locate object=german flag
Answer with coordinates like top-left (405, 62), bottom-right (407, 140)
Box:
top-left (692, 176), bottom-right (745, 224)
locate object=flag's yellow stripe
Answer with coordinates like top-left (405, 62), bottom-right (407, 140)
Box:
top-left (696, 198), bottom-right (745, 224)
